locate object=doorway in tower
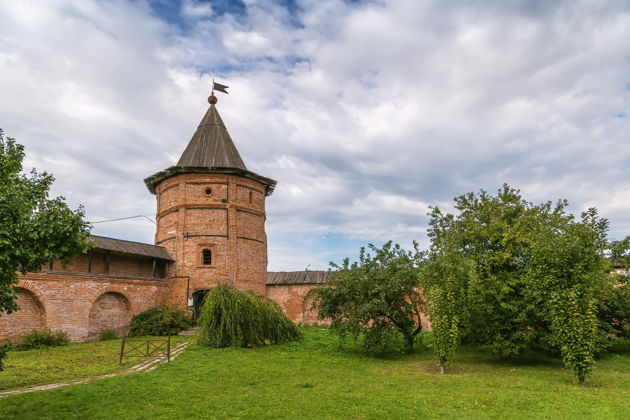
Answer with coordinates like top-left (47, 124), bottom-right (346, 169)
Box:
top-left (192, 289), bottom-right (211, 323)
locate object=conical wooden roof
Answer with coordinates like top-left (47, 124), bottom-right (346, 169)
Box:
top-left (176, 105), bottom-right (247, 169)
top-left (144, 98), bottom-right (277, 196)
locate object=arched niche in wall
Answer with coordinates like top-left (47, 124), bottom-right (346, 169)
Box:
top-left (88, 292), bottom-right (131, 340)
top-left (0, 287), bottom-right (46, 344)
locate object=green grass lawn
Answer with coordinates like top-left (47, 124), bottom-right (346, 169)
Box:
top-left (0, 335), bottom-right (189, 391)
top-left (1, 328), bottom-right (629, 419)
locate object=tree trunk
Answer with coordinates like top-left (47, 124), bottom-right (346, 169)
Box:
top-left (404, 335), bottom-right (414, 353)
top-left (578, 368), bottom-right (586, 386)
top-left (439, 361), bottom-right (445, 375)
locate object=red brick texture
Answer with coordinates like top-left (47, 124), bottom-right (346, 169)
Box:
top-left (155, 173), bottom-right (269, 306)
top-left (88, 292), bottom-right (132, 340)
top-left (0, 257), bottom-right (168, 343)
top-left (0, 287), bottom-right (46, 344)
top-left (266, 284), bottom-right (326, 325)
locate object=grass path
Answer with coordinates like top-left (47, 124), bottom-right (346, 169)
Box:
top-left (0, 335), bottom-right (190, 392)
top-left (0, 341), bottom-right (190, 398)
top-left (1, 329), bottom-right (629, 419)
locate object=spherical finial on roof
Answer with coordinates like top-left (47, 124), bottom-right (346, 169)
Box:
top-left (208, 94), bottom-right (218, 105)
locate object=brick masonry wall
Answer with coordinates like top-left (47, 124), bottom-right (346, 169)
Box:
top-left (88, 292), bottom-right (132, 340)
top-left (266, 284), bottom-right (325, 325)
top-left (266, 284), bottom-right (432, 330)
top-left (0, 267), bottom-right (168, 344)
top-left (155, 173), bottom-right (269, 306)
top-left (0, 288), bottom-right (46, 344)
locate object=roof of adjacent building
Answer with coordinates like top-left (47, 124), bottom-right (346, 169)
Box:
top-left (267, 271), bottom-right (329, 285)
top-left (144, 98), bottom-right (277, 196)
top-left (89, 235), bottom-right (174, 261)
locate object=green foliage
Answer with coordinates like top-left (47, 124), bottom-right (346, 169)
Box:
top-left (16, 329), bottom-right (69, 350)
top-left (422, 251), bottom-right (475, 372)
top-left (361, 323), bottom-right (402, 354)
top-left (99, 329), bottom-right (118, 341)
top-left (197, 283), bottom-right (301, 348)
top-left (609, 235), bottom-right (630, 270)
top-left (128, 305), bottom-right (191, 336)
top-left (424, 184), bottom-right (608, 383)
top-left (597, 236), bottom-right (630, 341)
top-left (548, 291), bottom-right (597, 384)
top-left (0, 344), bottom-right (8, 372)
top-left (0, 129), bottom-right (92, 314)
top-left (597, 280), bottom-right (630, 340)
top-left (316, 241), bottom-right (424, 353)
top-left (3, 328), bottom-right (630, 418)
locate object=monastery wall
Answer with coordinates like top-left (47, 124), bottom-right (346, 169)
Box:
top-left (266, 284), bottom-right (324, 325)
top-left (0, 253), bottom-right (169, 344)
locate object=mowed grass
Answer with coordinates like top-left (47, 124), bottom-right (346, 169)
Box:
top-left (0, 335), bottom-right (189, 391)
top-left (1, 328), bottom-right (629, 419)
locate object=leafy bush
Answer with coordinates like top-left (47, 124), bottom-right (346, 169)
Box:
top-left (197, 283), bottom-right (301, 348)
top-left (0, 344), bottom-right (8, 371)
top-left (128, 305), bottom-right (191, 336)
top-left (99, 329), bottom-right (118, 341)
top-left (361, 324), bottom-right (403, 354)
top-left (17, 329), bottom-right (69, 350)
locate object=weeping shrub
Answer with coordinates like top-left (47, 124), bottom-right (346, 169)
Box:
top-left (197, 283), bottom-right (301, 348)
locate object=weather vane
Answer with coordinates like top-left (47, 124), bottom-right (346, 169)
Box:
top-left (209, 79), bottom-right (229, 105)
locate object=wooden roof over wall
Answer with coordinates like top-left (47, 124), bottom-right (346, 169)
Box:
top-left (267, 271), bottom-right (328, 285)
top-left (90, 235), bottom-right (173, 261)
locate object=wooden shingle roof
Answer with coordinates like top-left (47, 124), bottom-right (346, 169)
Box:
top-left (90, 235), bottom-right (173, 261)
top-left (267, 271), bottom-right (329, 285)
top-left (177, 105), bottom-right (247, 169)
top-left (144, 100), bottom-right (277, 196)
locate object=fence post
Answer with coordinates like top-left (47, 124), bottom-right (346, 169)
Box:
top-left (119, 336), bottom-right (126, 365)
top-left (167, 335), bottom-right (171, 362)
top-left (146, 340), bottom-right (150, 356)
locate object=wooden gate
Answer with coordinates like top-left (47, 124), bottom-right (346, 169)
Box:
top-left (119, 336), bottom-right (171, 365)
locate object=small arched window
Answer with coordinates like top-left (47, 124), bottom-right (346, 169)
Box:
top-left (202, 249), bottom-right (212, 265)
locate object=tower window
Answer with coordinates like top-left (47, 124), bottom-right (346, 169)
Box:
top-left (249, 190), bottom-right (253, 203)
top-left (202, 249), bottom-right (212, 265)
top-left (205, 188), bottom-right (212, 195)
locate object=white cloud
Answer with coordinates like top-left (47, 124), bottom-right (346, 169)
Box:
top-left (1, 0), bottom-right (629, 270)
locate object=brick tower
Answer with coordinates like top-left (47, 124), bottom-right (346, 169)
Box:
top-left (144, 93), bottom-right (276, 312)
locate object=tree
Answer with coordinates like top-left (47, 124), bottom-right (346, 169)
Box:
top-left (0, 129), bottom-right (92, 314)
top-left (424, 184), bottom-right (608, 383)
top-left (525, 207), bottom-right (609, 384)
top-left (315, 242), bottom-right (424, 353)
top-left (422, 248), bottom-right (475, 373)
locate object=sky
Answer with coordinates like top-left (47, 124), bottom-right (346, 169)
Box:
top-left (1, 0), bottom-right (629, 271)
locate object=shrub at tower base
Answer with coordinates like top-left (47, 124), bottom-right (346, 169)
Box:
top-left (196, 284), bottom-right (301, 348)
top-left (128, 305), bottom-right (192, 336)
